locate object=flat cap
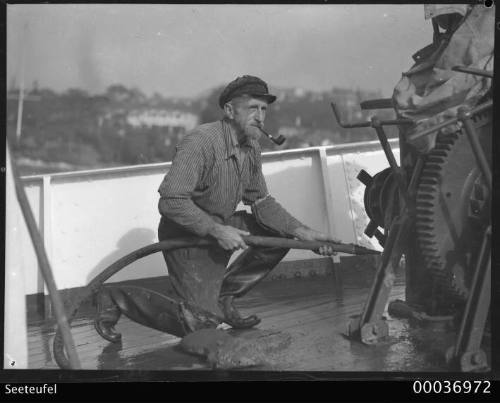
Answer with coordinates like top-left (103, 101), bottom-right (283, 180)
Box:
top-left (218, 75), bottom-right (277, 108)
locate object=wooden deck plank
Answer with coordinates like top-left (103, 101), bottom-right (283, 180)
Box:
top-left (27, 276), bottom-right (477, 371)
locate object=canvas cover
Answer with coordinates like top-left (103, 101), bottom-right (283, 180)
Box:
top-left (393, 4), bottom-right (494, 152)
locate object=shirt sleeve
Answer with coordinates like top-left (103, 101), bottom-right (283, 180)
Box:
top-left (251, 196), bottom-right (305, 237)
top-left (243, 144), bottom-right (305, 237)
top-left (158, 133), bottom-right (217, 237)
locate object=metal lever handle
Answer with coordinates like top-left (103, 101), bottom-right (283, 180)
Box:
top-left (330, 102), bottom-right (413, 129)
top-left (360, 98), bottom-right (394, 110)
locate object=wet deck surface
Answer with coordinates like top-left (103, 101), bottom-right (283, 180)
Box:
top-left (27, 274), bottom-right (490, 371)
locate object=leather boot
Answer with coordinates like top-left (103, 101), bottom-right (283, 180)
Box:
top-left (218, 295), bottom-right (260, 329)
top-left (219, 246), bottom-right (288, 329)
top-left (179, 301), bottom-right (222, 333)
top-left (94, 287), bottom-right (122, 343)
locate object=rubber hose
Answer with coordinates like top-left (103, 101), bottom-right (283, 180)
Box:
top-left (53, 238), bottom-right (211, 369)
top-left (53, 235), bottom-right (378, 368)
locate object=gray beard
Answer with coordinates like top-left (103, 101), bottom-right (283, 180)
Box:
top-left (244, 126), bottom-right (262, 140)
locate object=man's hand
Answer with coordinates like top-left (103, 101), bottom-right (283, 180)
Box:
top-left (292, 227), bottom-right (340, 256)
top-left (208, 223), bottom-right (250, 251)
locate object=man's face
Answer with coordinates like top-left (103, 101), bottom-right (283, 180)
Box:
top-left (228, 96), bottom-right (268, 141)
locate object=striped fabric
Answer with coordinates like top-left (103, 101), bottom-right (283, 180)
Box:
top-left (158, 118), bottom-right (270, 236)
top-left (158, 118), bottom-right (304, 237)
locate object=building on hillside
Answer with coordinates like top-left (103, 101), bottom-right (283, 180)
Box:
top-left (126, 109), bottom-right (198, 132)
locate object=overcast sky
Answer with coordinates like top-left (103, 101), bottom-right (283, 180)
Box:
top-left (7, 4), bottom-right (432, 98)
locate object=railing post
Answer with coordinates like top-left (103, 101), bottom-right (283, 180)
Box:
top-left (8, 143), bottom-right (81, 369)
top-left (318, 148), bottom-right (341, 274)
top-left (42, 175), bottom-right (53, 318)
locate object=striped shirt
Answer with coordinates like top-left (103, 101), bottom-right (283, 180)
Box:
top-left (158, 118), bottom-right (302, 237)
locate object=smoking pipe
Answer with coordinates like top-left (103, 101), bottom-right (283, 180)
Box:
top-left (259, 127), bottom-right (286, 145)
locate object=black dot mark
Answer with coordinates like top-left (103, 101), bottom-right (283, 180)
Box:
top-left (484, 0), bottom-right (493, 8)
top-left (10, 360), bottom-right (15, 366)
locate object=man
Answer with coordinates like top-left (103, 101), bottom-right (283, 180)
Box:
top-left (94, 75), bottom-right (337, 342)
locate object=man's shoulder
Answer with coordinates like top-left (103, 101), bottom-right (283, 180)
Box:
top-left (181, 121), bottom-right (223, 147)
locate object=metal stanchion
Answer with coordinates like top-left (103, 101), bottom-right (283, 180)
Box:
top-left (7, 141), bottom-right (81, 369)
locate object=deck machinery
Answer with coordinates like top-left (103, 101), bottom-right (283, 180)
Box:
top-left (331, 69), bottom-right (492, 372)
top-left (329, 3), bottom-right (493, 372)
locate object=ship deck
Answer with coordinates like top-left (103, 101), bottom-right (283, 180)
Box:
top-left (27, 268), bottom-right (489, 373)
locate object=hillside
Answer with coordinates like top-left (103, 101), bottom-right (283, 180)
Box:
top-left (7, 84), bottom-right (397, 175)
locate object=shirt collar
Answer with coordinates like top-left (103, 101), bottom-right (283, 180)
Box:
top-left (221, 118), bottom-right (254, 160)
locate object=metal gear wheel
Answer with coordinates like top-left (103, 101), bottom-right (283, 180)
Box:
top-left (415, 111), bottom-right (491, 301)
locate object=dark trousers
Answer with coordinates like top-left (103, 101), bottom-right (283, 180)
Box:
top-left (158, 211), bottom-right (289, 316)
top-left (95, 211), bottom-right (289, 338)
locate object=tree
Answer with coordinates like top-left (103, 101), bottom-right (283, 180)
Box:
top-left (198, 85), bottom-right (225, 124)
top-left (106, 84), bottom-right (132, 104)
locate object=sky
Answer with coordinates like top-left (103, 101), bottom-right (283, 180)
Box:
top-left (7, 4), bottom-right (432, 98)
